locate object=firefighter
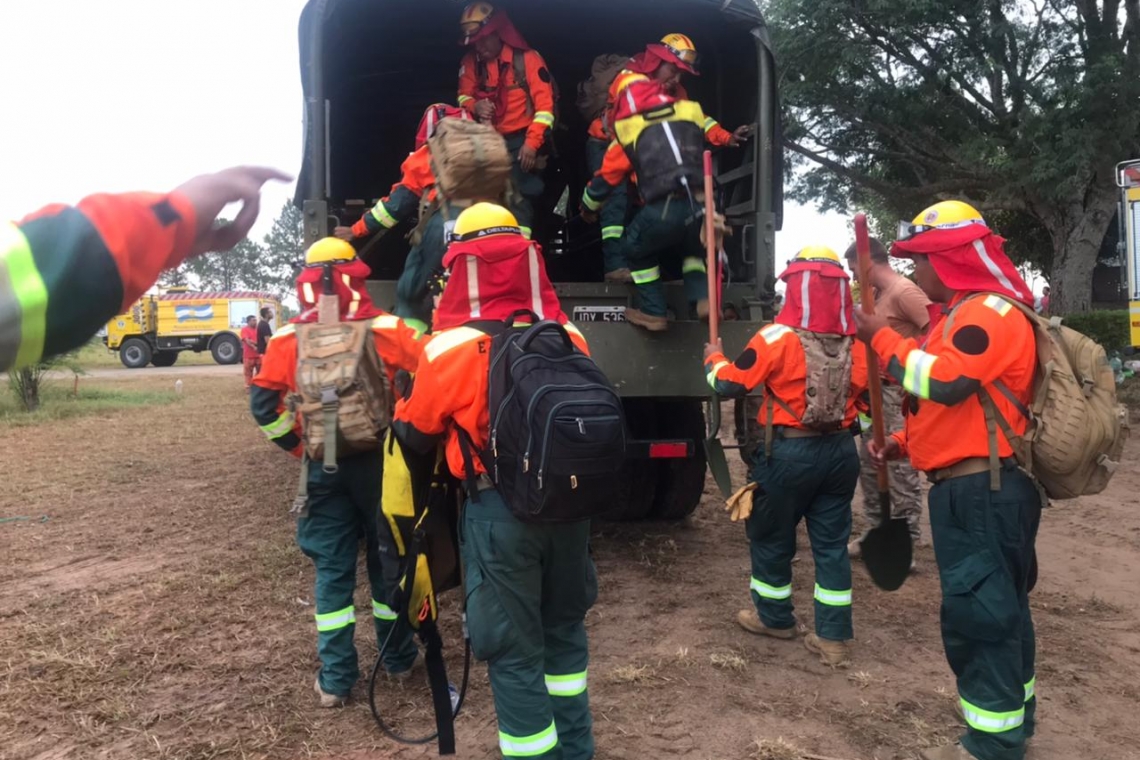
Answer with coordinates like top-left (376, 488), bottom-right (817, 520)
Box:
top-left (581, 78), bottom-right (712, 332)
top-left (393, 203), bottom-right (596, 760)
top-left (704, 246), bottom-right (867, 667)
top-left (1, 165), bottom-right (288, 373)
top-left (334, 104), bottom-right (471, 335)
top-left (251, 238), bottom-right (425, 708)
top-left (843, 238), bottom-right (930, 557)
top-left (457, 2), bottom-right (555, 239)
top-left (625, 34), bottom-right (751, 149)
top-left (854, 201), bottom-right (1041, 760)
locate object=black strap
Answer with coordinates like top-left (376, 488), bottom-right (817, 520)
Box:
top-left (513, 49), bottom-right (534, 117)
top-left (419, 620), bottom-right (456, 755)
top-left (456, 427), bottom-right (483, 505)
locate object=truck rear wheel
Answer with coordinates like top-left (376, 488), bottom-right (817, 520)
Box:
top-left (601, 399), bottom-right (660, 521)
top-left (210, 334), bottom-right (241, 365)
top-left (649, 400), bottom-right (708, 521)
top-left (120, 338), bottom-right (152, 369)
top-left (151, 351), bottom-right (179, 367)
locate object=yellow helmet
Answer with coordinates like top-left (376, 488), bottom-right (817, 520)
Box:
top-left (460, 2), bottom-right (495, 39)
top-left (450, 202), bottom-right (521, 243)
top-left (792, 245), bottom-right (842, 266)
top-left (304, 237), bottom-right (356, 267)
top-left (659, 33), bottom-right (699, 72)
top-left (900, 200), bottom-right (986, 241)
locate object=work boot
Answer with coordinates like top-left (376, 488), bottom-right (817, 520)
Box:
top-left (605, 268), bottom-right (633, 284)
top-left (386, 651), bottom-right (424, 683)
top-left (625, 307), bottom-right (668, 332)
top-left (848, 538), bottom-right (863, 560)
top-left (804, 633), bottom-right (851, 667)
top-left (313, 675), bottom-right (347, 708)
top-left (736, 609), bottom-right (797, 640)
top-left (921, 745), bottom-right (978, 760)
top-left (695, 299), bottom-right (710, 322)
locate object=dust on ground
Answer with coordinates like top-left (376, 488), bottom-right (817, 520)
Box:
top-left (1, 377), bottom-right (1138, 760)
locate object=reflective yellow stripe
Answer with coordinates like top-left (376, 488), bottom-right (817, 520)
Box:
top-left (370, 202), bottom-right (398, 229)
top-left (371, 314), bottom-right (401, 331)
top-left (960, 698), bottom-right (1024, 733)
top-left (983, 294), bottom-right (1013, 317)
top-left (533, 111), bottom-right (555, 128)
top-left (545, 670), bottom-right (587, 697)
top-left (314, 605), bottom-right (356, 632)
top-left (1, 222), bottom-right (48, 369)
top-left (457, 94), bottom-right (474, 105)
top-left (682, 256), bottom-right (707, 274)
top-left (372, 599), bottom-right (398, 621)
top-left (601, 225), bottom-right (624, 241)
top-left (581, 189), bottom-right (602, 211)
top-left (707, 360), bottom-right (729, 389)
top-left (424, 326), bottom-right (485, 363)
top-left (813, 584), bottom-right (852, 606)
top-left (259, 411), bottom-right (295, 440)
top-left (903, 350), bottom-right (937, 398)
top-left (564, 322), bottom-right (585, 343)
top-left (500, 722), bottom-right (558, 757)
top-left (631, 266), bottom-right (660, 285)
top-left (750, 577), bottom-right (792, 600)
top-left (760, 324), bottom-right (791, 345)
top-left (1024, 677), bottom-right (1036, 702)
top-left (703, 117), bottom-right (718, 134)
top-left (520, 226), bottom-right (532, 240)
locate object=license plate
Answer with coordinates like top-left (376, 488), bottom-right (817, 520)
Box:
top-left (572, 306), bottom-right (627, 323)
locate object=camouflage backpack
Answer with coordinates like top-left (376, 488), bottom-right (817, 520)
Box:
top-left (764, 329), bottom-right (853, 455)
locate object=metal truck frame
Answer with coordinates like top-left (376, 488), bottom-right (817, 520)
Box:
top-left (1116, 160), bottom-right (1140, 348)
top-left (295, 0), bottom-right (782, 518)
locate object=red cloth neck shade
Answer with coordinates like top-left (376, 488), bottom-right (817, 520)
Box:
top-left (890, 224), bottom-right (1033, 307)
top-left (626, 44), bottom-right (698, 76)
top-left (435, 235), bottom-right (566, 330)
top-left (415, 105), bottom-right (469, 150)
top-left (774, 260), bottom-right (855, 336)
top-left (464, 9), bottom-right (529, 50)
top-left (292, 258), bottom-right (384, 323)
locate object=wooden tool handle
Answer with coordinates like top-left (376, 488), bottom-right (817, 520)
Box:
top-left (854, 213), bottom-right (890, 492)
top-left (703, 150), bottom-right (718, 344)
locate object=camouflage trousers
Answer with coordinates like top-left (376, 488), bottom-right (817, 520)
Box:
top-left (856, 384), bottom-right (923, 544)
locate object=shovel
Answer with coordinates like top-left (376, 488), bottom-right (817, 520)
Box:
top-left (854, 212), bottom-right (912, 591)
top-left (702, 150), bottom-right (732, 497)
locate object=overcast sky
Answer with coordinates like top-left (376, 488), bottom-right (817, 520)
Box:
top-left (0, 0), bottom-right (848, 262)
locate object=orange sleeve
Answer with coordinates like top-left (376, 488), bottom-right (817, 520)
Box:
top-left (371, 314), bottom-right (425, 377)
top-left (703, 324), bottom-right (791, 397)
top-left (705, 121), bottom-right (735, 147)
top-left (523, 50), bottom-right (557, 151)
top-left (582, 141), bottom-right (632, 209)
top-left (458, 53), bottom-right (478, 113)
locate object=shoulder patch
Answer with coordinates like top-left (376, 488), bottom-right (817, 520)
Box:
top-left (538, 67), bottom-right (552, 83)
top-left (982, 295), bottom-right (1013, 317)
top-left (951, 324), bottom-right (990, 356)
top-left (423, 326), bottom-right (485, 363)
top-left (760, 324), bottom-right (792, 345)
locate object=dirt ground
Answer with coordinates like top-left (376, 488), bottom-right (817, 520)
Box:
top-left (1, 377), bottom-right (1138, 760)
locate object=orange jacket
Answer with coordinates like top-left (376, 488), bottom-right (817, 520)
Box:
top-left (458, 45), bottom-right (555, 151)
top-left (351, 146), bottom-right (436, 238)
top-left (250, 314), bottom-right (425, 456)
top-left (870, 293), bottom-right (1034, 472)
top-left (704, 323), bottom-right (868, 430)
top-left (393, 322), bottom-right (588, 479)
top-left (581, 140), bottom-right (635, 211)
top-left (586, 77), bottom-right (734, 146)
top-left (674, 83), bottom-right (735, 147)
top-left (3, 192), bottom-right (198, 372)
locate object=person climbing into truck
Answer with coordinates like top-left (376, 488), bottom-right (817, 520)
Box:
top-left (581, 77), bottom-right (713, 331)
top-left (1, 165), bottom-right (289, 373)
top-left (392, 203), bottom-right (599, 760)
top-left (704, 246), bottom-right (868, 667)
top-left (457, 2), bottom-right (555, 240)
top-left (250, 237), bottom-right (426, 708)
top-left (334, 103), bottom-right (472, 335)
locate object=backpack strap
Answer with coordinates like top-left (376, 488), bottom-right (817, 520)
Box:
top-left (762, 390), bottom-right (800, 457)
top-left (319, 385), bottom-right (340, 474)
top-left (291, 454), bottom-right (311, 518)
top-left (513, 48), bottom-right (535, 118)
top-left (455, 425), bottom-right (484, 505)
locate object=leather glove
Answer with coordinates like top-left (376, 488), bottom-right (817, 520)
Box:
top-left (725, 482), bottom-right (758, 522)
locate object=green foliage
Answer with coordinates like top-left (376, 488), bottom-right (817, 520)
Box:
top-left (1060, 310), bottom-right (1130, 351)
top-left (7, 352), bottom-right (84, 412)
top-left (0, 385), bottom-right (178, 427)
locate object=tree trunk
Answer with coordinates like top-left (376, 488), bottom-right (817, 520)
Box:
top-left (1042, 185), bottom-right (1119, 315)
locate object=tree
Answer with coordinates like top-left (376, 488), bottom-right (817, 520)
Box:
top-left (771, 0), bottom-right (1140, 313)
top-left (259, 202), bottom-right (306, 299)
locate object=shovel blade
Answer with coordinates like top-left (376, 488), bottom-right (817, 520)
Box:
top-left (704, 438), bottom-right (733, 497)
top-left (861, 519), bottom-right (913, 591)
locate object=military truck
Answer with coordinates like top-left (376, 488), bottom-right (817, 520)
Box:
top-left (294, 0), bottom-right (782, 519)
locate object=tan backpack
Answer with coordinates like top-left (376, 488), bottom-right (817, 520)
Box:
top-left (945, 294), bottom-right (1129, 499)
top-left (764, 330), bottom-right (853, 455)
top-left (292, 313), bottom-right (392, 474)
top-left (428, 118), bottom-right (512, 203)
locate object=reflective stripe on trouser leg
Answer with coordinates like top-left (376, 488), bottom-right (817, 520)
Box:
top-left (813, 584), bottom-right (852, 606)
top-left (681, 256), bottom-right (706, 274)
top-left (545, 670), bottom-right (587, 697)
top-left (745, 460), bottom-right (797, 631)
top-left (631, 266), bottom-right (660, 284)
top-left (500, 721), bottom-right (558, 757)
top-left (960, 699), bottom-right (1025, 733)
top-left (315, 605), bottom-right (355, 631)
top-left (802, 433), bottom-right (858, 641)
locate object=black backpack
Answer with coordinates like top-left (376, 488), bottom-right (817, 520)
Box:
top-left (457, 314), bottom-right (626, 523)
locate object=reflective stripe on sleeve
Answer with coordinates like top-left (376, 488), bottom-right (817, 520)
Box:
top-left (259, 411), bottom-right (295, 440)
top-left (0, 222), bottom-right (48, 369)
top-left (707, 360), bottom-right (729, 389)
top-left (601, 225), bottom-right (624, 241)
top-left (545, 670), bottom-right (587, 697)
top-left (424, 326), bottom-right (485, 363)
top-left (458, 94), bottom-right (474, 105)
top-left (370, 202), bottom-right (399, 229)
top-left (750, 577), bottom-right (792, 600)
top-left (499, 721), bottom-right (558, 757)
top-left (703, 117), bottom-right (719, 134)
top-left (581, 189), bottom-right (602, 212)
top-left (682, 256), bottom-right (707, 274)
top-left (314, 605), bottom-right (356, 632)
top-left (813, 584), bottom-right (852, 607)
top-left (533, 111), bottom-right (555, 128)
top-left (372, 314), bottom-right (400, 331)
top-left (902, 349), bottom-right (937, 398)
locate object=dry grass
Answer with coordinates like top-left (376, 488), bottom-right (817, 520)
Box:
top-left (751, 736), bottom-right (803, 760)
top-left (607, 664), bottom-right (656, 684)
top-left (709, 651), bottom-right (747, 672)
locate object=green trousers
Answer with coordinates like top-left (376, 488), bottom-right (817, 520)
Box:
top-left (395, 207), bottom-right (449, 331)
top-left (616, 197), bottom-right (708, 317)
top-left (585, 137), bottom-right (629, 274)
top-left (462, 490), bottom-right (597, 760)
top-left (746, 432), bottom-right (859, 641)
top-left (929, 463), bottom-right (1041, 760)
top-left (504, 132), bottom-right (543, 237)
top-left (297, 450), bottom-right (418, 696)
